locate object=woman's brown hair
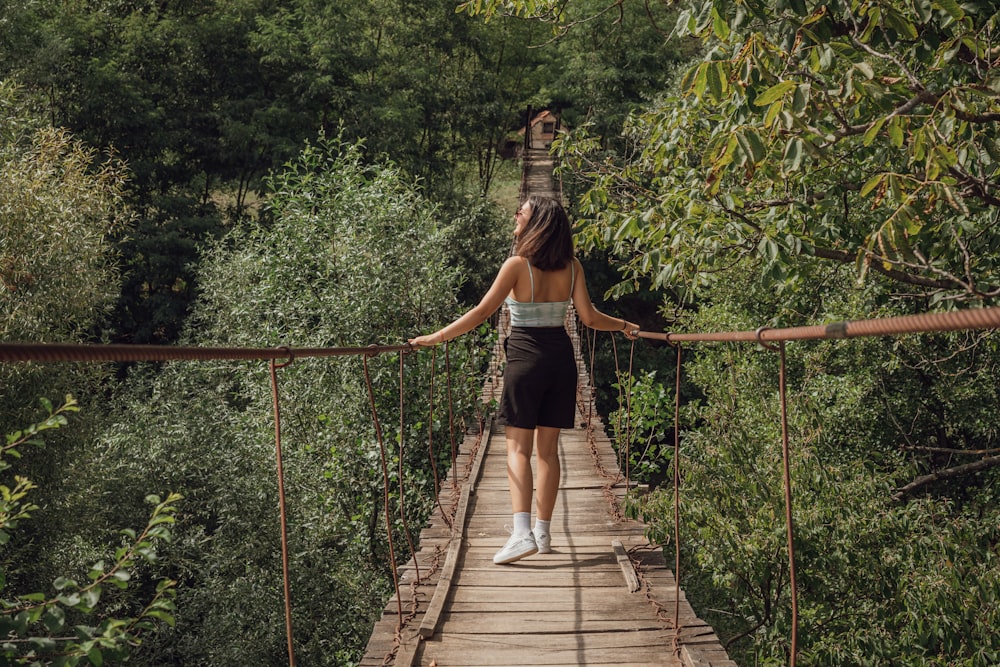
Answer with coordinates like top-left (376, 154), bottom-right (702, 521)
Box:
top-left (515, 195), bottom-right (574, 271)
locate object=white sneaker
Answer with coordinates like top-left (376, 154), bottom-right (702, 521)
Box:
top-left (535, 532), bottom-right (551, 554)
top-left (493, 531), bottom-right (538, 564)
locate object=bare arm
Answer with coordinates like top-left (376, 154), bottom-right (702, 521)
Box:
top-left (571, 258), bottom-right (640, 337)
top-left (409, 256), bottom-right (522, 346)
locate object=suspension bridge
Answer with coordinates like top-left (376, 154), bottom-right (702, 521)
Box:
top-left (4, 118), bottom-right (1000, 666)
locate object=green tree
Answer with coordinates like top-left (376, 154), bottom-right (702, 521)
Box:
top-left (553, 0), bottom-right (1000, 305)
top-left (0, 81), bottom-right (130, 443)
top-left (0, 82), bottom-right (130, 343)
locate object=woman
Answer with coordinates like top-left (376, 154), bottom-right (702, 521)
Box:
top-left (409, 196), bottom-right (639, 564)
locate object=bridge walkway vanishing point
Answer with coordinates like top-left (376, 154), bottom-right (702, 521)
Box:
top-left (361, 317), bottom-right (736, 667)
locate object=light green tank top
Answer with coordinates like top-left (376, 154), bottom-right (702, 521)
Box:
top-left (504, 260), bottom-right (575, 327)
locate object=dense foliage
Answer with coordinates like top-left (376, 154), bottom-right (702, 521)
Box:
top-left (559, 0), bottom-right (1000, 305)
top-left (0, 0), bottom-right (550, 345)
top-left (54, 137), bottom-right (492, 665)
top-left (1, 397), bottom-right (179, 666)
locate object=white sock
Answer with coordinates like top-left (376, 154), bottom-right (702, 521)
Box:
top-left (534, 519), bottom-right (551, 537)
top-left (513, 512), bottom-right (531, 536)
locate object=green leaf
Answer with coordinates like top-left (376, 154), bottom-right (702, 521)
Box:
top-left (43, 606), bottom-right (66, 633)
top-left (782, 137), bottom-right (804, 171)
top-left (144, 610), bottom-right (176, 627)
top-left (706, 61), bottom-right (726, 101)
top-left (888, 118), bottom-right (905, 148)
top-left (933, 0), bottom-right (964, 20)
top-left (742, 129), bottom-right (767, 163)
top-left (711, 7), bottom-right (730, 40)
top-left (860, 173), bottom-right (885, 197)
top-left (81, 589), bottom-right (101, 610)
top-left (863, 118), bottom-right (886, 146)
top-left (754, 80), bottom-right (797, 107)
top-left (792, 84), bottom-right (810, 114)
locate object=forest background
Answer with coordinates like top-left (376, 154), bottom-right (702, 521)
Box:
top-left (1, 0), bottom-right (998, 665)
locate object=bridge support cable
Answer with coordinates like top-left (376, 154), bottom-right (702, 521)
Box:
top-left (397, 351), bottom-right (420, 584)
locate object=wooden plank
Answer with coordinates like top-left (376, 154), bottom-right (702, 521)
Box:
top-left (416, 416), bottom-right (493, 640)
top-left (612, 538), bottom-right (641, 592)
top-left (417, 630), bottom-right (684, 666)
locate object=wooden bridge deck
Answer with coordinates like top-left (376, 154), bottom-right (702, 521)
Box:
top-left (361, 332), bottom-right (735, 666)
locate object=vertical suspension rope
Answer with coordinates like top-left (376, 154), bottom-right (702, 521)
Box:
top-left (586, 325), bottom-right (596, 425)
top-left (623, 339), bottom-right (637, 500)
top-left (756, 331), bottom-right (799, 665)
top-left (445, 341), bottom-right (457, 488)
top-left (398, 351), bottom-right (419, 582)
top-left (671, 343), bottom-right (683, 637)
top-left (777, 341), bottom-right (799, 665)
top-left (362, 354), bottom-right (403, 629)
top-left (426, 347), bottom-right (452, 530)
top-left (610, 334), bottom-right (626, 481)
top-left (268, 355), bottom-right (296, 667)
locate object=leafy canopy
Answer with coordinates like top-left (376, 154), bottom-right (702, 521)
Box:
top-left (506, 0), bottom-right (1000, 305)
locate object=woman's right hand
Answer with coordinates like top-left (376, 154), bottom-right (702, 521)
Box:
top-left (408, 333), bottom-right (442, 347)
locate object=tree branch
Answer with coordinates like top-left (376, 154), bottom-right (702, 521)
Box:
top-left (810, 246), bottom-right (963, 289)
top-left (893, 455), bottom-right (1000, 501)
top-left (902, 446), bottom-right (1000, 456)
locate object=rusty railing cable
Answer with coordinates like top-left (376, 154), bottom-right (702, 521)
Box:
top-left (637, 305), bottom-right (1000, 344)
top-left (0, 341), bottom-right (412, 363)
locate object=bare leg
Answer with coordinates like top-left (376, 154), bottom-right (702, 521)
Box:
top-left (505, 426), bottom-right (535, 514)
top-left (534, 426), bottom-right (561, 521)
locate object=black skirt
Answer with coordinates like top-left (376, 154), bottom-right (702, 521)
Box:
top-left (499, 326), bottom-right (577, 430)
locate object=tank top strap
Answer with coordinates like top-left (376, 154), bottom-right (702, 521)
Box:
top-left (570, 258), bottom-right (576, 296)
top-left (526, 261), bottom-right (535, 303)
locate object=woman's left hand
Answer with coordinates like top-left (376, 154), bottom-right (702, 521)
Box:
top-left (623, 322), bottom-right (640, 340)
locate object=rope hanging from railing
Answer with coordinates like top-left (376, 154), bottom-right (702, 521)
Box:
top-left (445, 343), bottom-right (458, 490)
top-left (668, 340), bottom-right (683, 652)
top-left (397, 351), bottom-right (419, 583)
top-left (756, 331), bottom-right (799, 666)
top-left (361, 353), bottom-right (403, 633)
top-left (425, 347), bottom-right (453, 531)
top-left (268, 353), bottom-right (297, 667)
